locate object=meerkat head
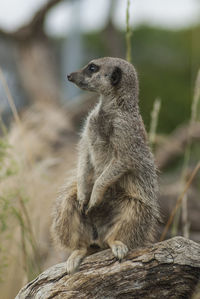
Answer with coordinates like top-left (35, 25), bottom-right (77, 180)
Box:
top-left (67, 57), bottom-right (139, 100)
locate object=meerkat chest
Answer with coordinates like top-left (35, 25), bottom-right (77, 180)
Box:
top-left (87, 107), bottom-right (113, 145)
top-left (86, 106), bottom-right (113, 169)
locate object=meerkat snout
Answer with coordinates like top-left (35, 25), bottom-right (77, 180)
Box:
top-left (67, 72), bottom-right (79, 84)
top-left (67, 74), bottom-right (73, 81)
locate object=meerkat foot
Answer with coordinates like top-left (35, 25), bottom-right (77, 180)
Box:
top-left (109, 241), bottom-right (128, 260)
top-left (66, 249), bottom-right (87, 274)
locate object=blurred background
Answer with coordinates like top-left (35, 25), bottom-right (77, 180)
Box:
top-left (0, 0), bottom-right (199, 298)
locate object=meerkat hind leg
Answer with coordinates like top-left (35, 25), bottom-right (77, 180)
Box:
top-left (66, 248), bottom-right (87, 274)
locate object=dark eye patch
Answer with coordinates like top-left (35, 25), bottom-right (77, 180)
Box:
top-left (110, 67), bottom-right (122, 86)
top-left (84, 63), bottom-right (100, 77)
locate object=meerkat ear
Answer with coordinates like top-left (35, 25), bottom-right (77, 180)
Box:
top-left (110, 67), bottom-right (122, 86)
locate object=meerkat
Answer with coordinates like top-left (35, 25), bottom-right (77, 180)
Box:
top-left (52, 57), bottom-right (160, 274)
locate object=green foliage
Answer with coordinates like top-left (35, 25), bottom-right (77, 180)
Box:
top-left (132, 25), bottom-right (200, 133)
top-left (0, 135), bottom-right (18, 179)
top-left (0, 195), bottom-right (10, 281)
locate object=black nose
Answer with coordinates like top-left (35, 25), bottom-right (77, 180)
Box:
top-left (67, 74), bottom-right (73, 81)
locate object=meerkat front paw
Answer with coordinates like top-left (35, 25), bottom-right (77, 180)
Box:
top-left (85, 191), bottom-right (101, 214)
top-left (109, 241), bottom-right (129, 261)
top-left (85, 202), bottom-right (95, 215)
top-left (85, 201), bottom-right (96, 215)
top-left (78, 199), bottom-right (88, 215)
top-left (77, 192), bottom-right (89, 214)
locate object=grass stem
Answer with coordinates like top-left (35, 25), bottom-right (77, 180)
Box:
top-left (126, 0), bottom-right (132, 62)
top-left (0, 67), bottom-right (21, 126)
top-left (149, 98), bottom-right (161, 149)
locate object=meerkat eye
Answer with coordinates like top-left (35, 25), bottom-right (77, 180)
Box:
top-left (87, 63), bottom-right (99, 73)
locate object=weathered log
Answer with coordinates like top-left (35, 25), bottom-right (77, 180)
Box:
top-left (16, 237), bottom-right (200, 299)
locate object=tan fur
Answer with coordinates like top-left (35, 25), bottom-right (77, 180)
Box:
top-left (51, 57), bottom-right (160, 273)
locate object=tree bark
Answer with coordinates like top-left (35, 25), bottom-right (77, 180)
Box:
top-left (16, 237), bottom-right (200, 299)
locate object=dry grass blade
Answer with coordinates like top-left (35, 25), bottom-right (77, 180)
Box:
top-left (149, 98), bottom-right (161, 148)
top-left (17, 195), bottom-right (41, 273)
top-left (191, 68), bottom-right (200, 124)
top-left (0, 67), bottom-right (34, 168)
top-left (0, 114), bottom-right (8, 136)
top-left (126, 0), bottom-right (132, 63)
top-left (160, 161), bottom-right (200, 241)
top-left (181, 69), bottom-right (200, 238)
top-left (12, 194), bottom-right (41, 280)
top-left (171, 69), bottom-right (200, 238)
top-left (12, 207), bottom-right (30, 278)
top-left (0, 67), bottom-right (21, 126)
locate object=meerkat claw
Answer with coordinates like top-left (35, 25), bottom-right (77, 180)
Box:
top-left (84, 206), bottom-right (90, 216)
top-left (111, 241), bottom-right (129, 261)
top-left (85, 202), bottom-right (96, 215)
top-left (78, 201), bottom-right (87, 215)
